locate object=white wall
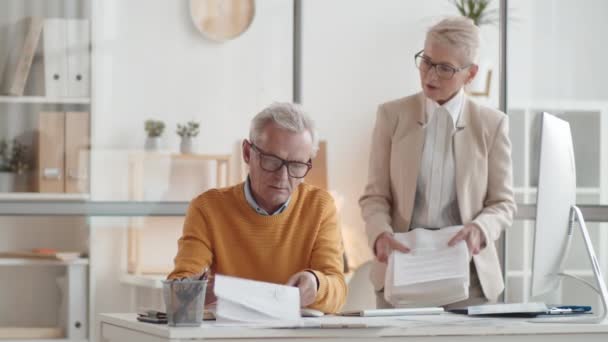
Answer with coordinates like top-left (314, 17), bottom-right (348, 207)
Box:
top-left (89, 1), bottom-right (293, 340)
top-left (91, 0), bottom-right (293, 153)
top-left (300, 0), bottom-right (500, 267)
top-left (508, 0), bottom-right (608, 103)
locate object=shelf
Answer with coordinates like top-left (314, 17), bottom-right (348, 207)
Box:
top-left (120, 273), bottom-right (166, 289)
top-left (0, 96), bottom-right (91, 104)
top-left (506, 270), bottom-right (594, 278)
top-left (508, 100), bottom-right (608, 112)
top-left (513, 187), bottom-right (601, 195)
top-left (0, 258), bottom-right (89, 266)
top-left (0, 326), bottom-right (63, 340)
top-left (0, 193), bottom-right (90, 201)
top-left (130, 150), bottom-right (232, 161)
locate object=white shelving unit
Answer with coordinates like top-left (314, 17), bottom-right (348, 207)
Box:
top-left (505, 101), bottom-right (608, 308)
top-left (0, 0), bottom-right (92, 341)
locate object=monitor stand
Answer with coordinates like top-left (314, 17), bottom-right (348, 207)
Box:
top-left (531, 206), bottom-right (608, 323)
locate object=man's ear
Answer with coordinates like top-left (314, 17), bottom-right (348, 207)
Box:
top-left (242, 139), bottom-right (251, 164)
top-left (466, 64), bottom-right (479, 84)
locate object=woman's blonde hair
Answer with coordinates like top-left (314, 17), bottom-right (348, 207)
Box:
top-left (426, 16), bottom-right (480, 65)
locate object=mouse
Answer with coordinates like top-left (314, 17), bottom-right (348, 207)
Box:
top-left (300, 308), bottom-right (325, 317)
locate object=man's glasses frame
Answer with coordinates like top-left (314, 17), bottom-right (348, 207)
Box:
top-left (248, 142), bottom-right (312, 178)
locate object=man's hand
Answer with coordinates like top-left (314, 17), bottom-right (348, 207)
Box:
top-left (374, 232), bottom-right (410, 263)
top-left (286, 271), bottom-right (318, 307)
top-left (448, 223), bottom-right (486, 255)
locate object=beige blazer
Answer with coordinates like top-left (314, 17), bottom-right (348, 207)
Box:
top-left (359, 92), bottom-right (516, 301)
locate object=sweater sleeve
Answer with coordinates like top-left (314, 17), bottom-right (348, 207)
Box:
top-left (167, 199), bottom-right (213, 279)
top-left (306, 196), bottom-right (348, 313)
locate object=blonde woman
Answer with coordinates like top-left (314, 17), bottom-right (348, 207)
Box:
top-left (360, 16), bottom-right (516, 308)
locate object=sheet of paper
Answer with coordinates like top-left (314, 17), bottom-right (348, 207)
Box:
top-left (214, 275), bottom-right (301, 323)
top-left (392, 226), bottom-right (469, 287)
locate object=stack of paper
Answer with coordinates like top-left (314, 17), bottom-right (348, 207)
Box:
top-left (214, 275), bottom-right (301, 323)
top-left (385, 226), bottom-right (470, 307)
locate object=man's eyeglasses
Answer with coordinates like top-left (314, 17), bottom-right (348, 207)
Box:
top-left (414, 50), bottom-right (471, 80)
top-left (249, 142), bottom-right (312, 178)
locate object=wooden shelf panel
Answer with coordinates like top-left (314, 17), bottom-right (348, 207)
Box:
top-left (0, 193), bottom-right (90, 201)
top-left (0, 326), bottom-right (63, 339)
top-left (0, 258), bottom-right (89, 266)
top-left (0, 96), bottom-right (90, 104)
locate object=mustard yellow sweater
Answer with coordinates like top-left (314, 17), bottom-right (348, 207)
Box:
top-left (168, 182), bottom-right (347, 313)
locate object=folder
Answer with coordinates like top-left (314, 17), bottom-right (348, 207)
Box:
top-left (0, 17), bottom-right (44, 95)
top-left (65, 112), bottom-right (90, 193)
top-left (37, 111), bottom-right (66, 193)
top-left (66, 19), bottom-right (90, 97)
top-left (42, 18), bottom-right (69, 97)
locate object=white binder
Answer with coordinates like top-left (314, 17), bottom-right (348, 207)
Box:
top-left (43, 18), bottom-right (69, 97)
top-left (66, 19), bottom-right (90, 98)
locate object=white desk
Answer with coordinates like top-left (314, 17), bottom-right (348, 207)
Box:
top-left (100, 313), bottom-right (608, 342)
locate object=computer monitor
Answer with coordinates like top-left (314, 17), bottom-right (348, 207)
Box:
top-left (530, 112), bottom-right (608, 322)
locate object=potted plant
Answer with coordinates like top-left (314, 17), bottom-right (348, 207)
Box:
top-left (451, 0), bottom-right (498, 26)
top-left (176, 121), bottom-right (200, 154)
top-left (144, 119), bottom-right (166, 150)
top-left (450, 0), bottom-right (498, 96)
top-left (0, 139), bottom-right (31, 192)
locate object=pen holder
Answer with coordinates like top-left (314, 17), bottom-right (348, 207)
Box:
top-left (162, 279), bottom-right (207, 327)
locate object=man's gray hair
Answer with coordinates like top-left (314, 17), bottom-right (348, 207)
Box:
top-left (426, 16), bottom-right (480, 65)
top-left (249, 102), bottom-right (319, 157)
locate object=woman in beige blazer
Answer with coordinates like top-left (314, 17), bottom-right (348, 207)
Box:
top-left (359, 17), bottom-right (516, 308)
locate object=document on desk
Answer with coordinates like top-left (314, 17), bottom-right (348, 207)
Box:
top-left (214, 275), bottom-right (301, 323)
top-left (385, 226), bottom-right (470, 307)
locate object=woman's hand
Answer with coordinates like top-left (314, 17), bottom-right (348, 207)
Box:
top-left (448, 223), bottom-right (486, 255)
top-left (374, 232), bottom-right (410, 263)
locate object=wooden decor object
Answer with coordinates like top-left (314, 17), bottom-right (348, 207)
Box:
top-left (190, 0), bottom-right (255, 42)
top-left (305, 141), bottom-right (328, 190)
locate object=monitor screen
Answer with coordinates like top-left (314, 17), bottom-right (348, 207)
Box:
top-left (530, 112), bottom-right (577, 298)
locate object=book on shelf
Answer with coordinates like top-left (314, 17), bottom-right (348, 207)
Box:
top-left (0, 16), bottom-right (44, 96)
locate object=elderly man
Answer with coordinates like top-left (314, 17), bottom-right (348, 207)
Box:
top-left (168, 102), bottom-right (346, 313)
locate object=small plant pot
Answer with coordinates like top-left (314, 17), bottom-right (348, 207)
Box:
top-left (0, 172), bottom-right (28, 192)
top-left (145, 137), bottom-right (161, 151)
top-left (180, 137), bottom-right (194, 154)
